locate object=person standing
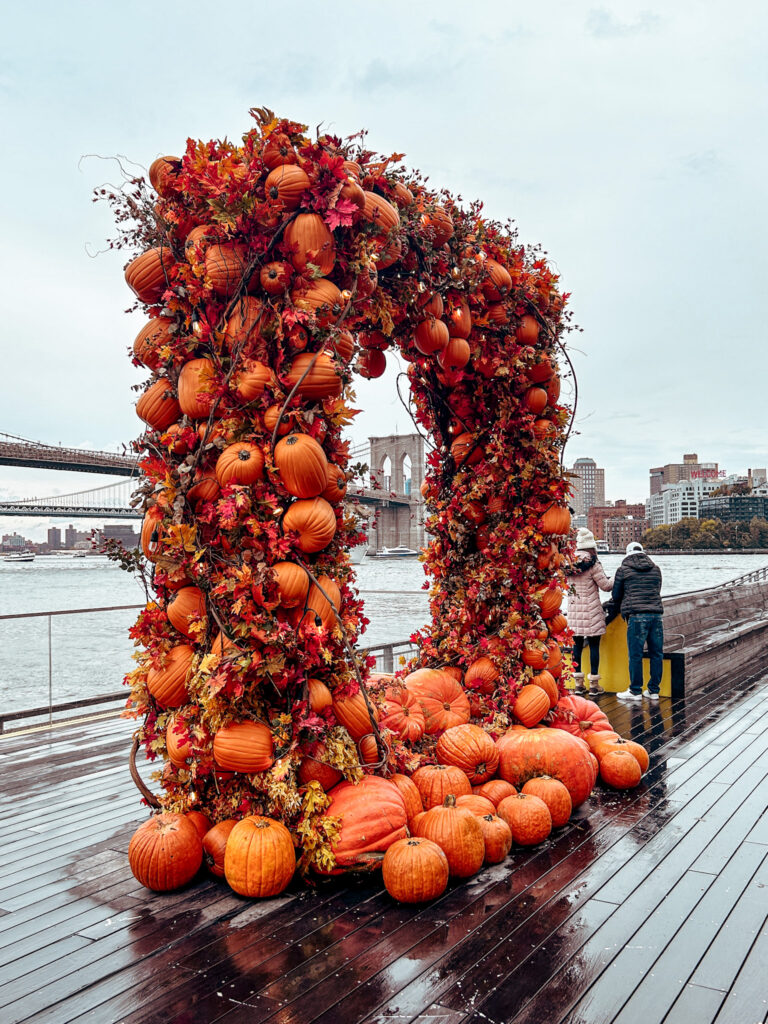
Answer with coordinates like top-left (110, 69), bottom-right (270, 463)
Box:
top-left (565, 529), bottom-right (613, 698)
top-left (612, 541), bottom-right (664, 701)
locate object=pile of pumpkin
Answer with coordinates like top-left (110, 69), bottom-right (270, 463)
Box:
top-left (129, 679), bottom-right (649, 901)
top-left (107, 108), bottom-right (648, 896)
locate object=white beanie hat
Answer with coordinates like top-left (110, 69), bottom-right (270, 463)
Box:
top-left (626, 541), bottom-right (644, 555)
top-left (576, 528), bottom-right (597, 551)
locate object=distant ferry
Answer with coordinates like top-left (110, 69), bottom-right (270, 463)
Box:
top-left (3, 550), bottom-right (35, 563)
top-left (369, 545), bottom-right (420, 559)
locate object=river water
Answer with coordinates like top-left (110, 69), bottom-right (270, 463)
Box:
top-left (1, 551), bottom-right (765, 715)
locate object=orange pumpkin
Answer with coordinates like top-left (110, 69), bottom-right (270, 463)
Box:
top-left (216, 442), bottom-right (265, 486)
top-left (414, 318), bottom-right (449, 355)
top-left (531, 670), bottom-right (559, 708)
top-left (133, 317), bottom-right (172, 369)
top-left (307, 677), bottom-right (333, 713)
top-left (136, 379), bottom-right (181, 431)
top-left (379, 687), bottom-right (425, 743)
top-left (411, 764), bottom-right (471, 809)
top-left (473, 779), bottom-right (517, 807)
top-left (521, 776), bottom-right (572, 827)
top-left (451, 432), bottom-right (482, 467)
top-left (271, 561), bottom-right (310, 608)
top-left (167, 587), bottom-right (206, 639)
top-left (265, 164), bottom-right (310, 209)
top-left (361, 192), bottom-right (400, 235)
top-left (358, 348), bottom-right (387, 379)
top-left (260, 261), bottom-right (293, 295)
top-left (282, 497), bottom-right (337, 553)
top-left (405, 668), bottom-right (471, 735)
top-left (332, 690), bottom-right (378, 742)
top-left (414, 794), bottom-right (484, 878)
top-left (185, 810), bottom-right (212, 841)
top-left (322, 777), bottom-right (408, 872)
top-left (516, 314), bottom-right (540, 344)
top-left (224, 296), bottom-right (268, 349)
top-left (321, 463), bottom-right (348, 503)
top-left (125, 247), bottom-right (172, 304)
top-left (178, 358), bottom-right (216, 419)
top-left (599, 749), bottom-right (642, 789)
top-left (299, 575), bottom-right (341, 633)
top-left (524, 386), bottom-right (548, 415)
top-left (234, 360), bottom-right (273, 403)
top-left (539, 505), bottom-right (571, 536)
top-left (285, 352), bottom-right (343, 400)
top-left (274, 434), bottom-right (329, 499)
top-left (594, 737), bottom-right (650, 774)
top-left (445, 295), bottom-right (471, 338)
top-left (128, 813), bottom-right (202, 891)
top-left (436, 724), bottom-right (500, 783)
top-left (284, 213), bottom-right (335, 276)
top-left (390, 773), bottom-right (424, 827)
top-left (291, 278), bottom-right (343, 326)
top-left (224, 816), bottom-right (295, 897)
top-left (147, 644), bottom-right (194, 708)
top-left (202, 819), bottom-right (237, 877)
top-left (497, 726), bottom-right (595, 808)
top-left (213, 720), bottom-right (274, 773)
top-left (513, 685), bottom-right (551, 727)
top-left (205, 243), bottom-right (248, 297)
top-left (297, 740), bottom-right (343, 791)
top-left (464, 656), bottom-right (499, 695)
top-left (478, 814), bottom-right (512, 864)
top-left (438, 336), bottom-right (471, 371)
top-left (497, 793), bottom-right (552, 845)
top-left (382, 837), bottom-right (449, 903)
top-left (419, 206), bottom-right (454, 246)
top-left (482, 258), bottom-right (512, 301)
top-left (455, 794), bottom-right (496, 816)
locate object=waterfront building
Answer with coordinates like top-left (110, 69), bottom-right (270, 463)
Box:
top-left (1, 531), bottom-right (28, 551)
top-left (64, 524), bottom-right (78, 549)
top-left (649, 453), bottom-right (719, 495)
top-left (47, 526), bottom-right (62, 549)
top-left (646, 474), bottom-right (745, 528)
top-left (699, 494), bottom-right (768, 523)
top-left (604, 516), bottom-right (648, 550)
top-left (588, 500), bottom-right (645, 540)
top-left (103, 523), bottom-right (139, 547)
top-left (567, 457), bottom-right (605, 516)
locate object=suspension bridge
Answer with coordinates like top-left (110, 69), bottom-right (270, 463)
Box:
top-left (0, 433), bottom-right (423, 543)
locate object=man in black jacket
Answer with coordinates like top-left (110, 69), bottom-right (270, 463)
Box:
top-left (612, 541), bottom-right (663, 702)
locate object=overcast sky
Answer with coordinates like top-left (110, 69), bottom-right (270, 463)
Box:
top-left (2, 0), bottom-right (766, 540)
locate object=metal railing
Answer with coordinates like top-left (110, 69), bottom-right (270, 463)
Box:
top-left (0, 601), bottom-right (420, 735)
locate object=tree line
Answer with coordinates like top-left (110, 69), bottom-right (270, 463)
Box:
top-left (642, 517), bottom-right (768, 550)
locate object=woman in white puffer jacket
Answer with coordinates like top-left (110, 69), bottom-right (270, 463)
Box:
top-left (565, 528), bottom-right (613, 697)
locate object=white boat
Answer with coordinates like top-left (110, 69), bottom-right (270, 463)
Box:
top-left (72, 551), bottom-right (87, 558)
top-left (348, 542), bottom-right (370, 564)
top-left (368, 545), bottom-right (420, 559)
top-left (3, 551), bottom-right (35, 563)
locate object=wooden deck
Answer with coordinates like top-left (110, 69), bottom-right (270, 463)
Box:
top-left (1, 674), bottom-right (768, 1024)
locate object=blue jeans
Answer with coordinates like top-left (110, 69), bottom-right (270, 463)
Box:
top-left (627, 614), bottom-right (663, 694)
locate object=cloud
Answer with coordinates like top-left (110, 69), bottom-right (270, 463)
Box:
top-left (586, 7), bottom-right (662, 38)
top-left (682, 150), bottom-right (722, 176)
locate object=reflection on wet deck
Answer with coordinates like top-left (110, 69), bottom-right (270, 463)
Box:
top-left (1, 672), bottom-right (767, 1024)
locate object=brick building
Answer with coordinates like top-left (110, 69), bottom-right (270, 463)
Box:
top-left (649, 453), bottom-right (719, 495)
top-left (588, 501), bottom-right (646, 540)
top-left (604, 517), bottom-right (648, 550)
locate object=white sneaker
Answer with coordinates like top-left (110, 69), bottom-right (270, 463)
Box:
top-left (618, 690), bottom-right (642, 701)
top-left (645, 691), bottom-right (660, 701)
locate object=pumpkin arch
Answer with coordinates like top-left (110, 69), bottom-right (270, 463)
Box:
top-left (116, 107), bottom-right (576, 879)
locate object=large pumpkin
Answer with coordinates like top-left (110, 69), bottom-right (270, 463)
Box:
top-left (320, 777), bottom-right (407, 872)
top-left (382, 837), bottom-right (449, 904)
top-left (271, 561), bottom-right (310, 609)
top-left (216, 442), bottom-right (265, 487)
top-left (414, 794), bottom-right (484, 878)
top-left (282, 497), bottom-right (337, 552)
top-left (125, 247), bottom-right (172, 304)
top-left (464, 656), bottom-right (499, 695)
top-left (284, 213), bottom-right (335, 276)
top-left (274, 434), bottom-right (329, 499)
top-left (332, 690), bottom-right (377, 741)
top-left (265, 164), bottom-right (310, 209)
top-left (224, 296), bottom-right (268, 349)
top-left (404, 669), bottom-right (470, 735)
top-left (297, 739), bottom-right (343, 791)
top-left (147, 644), bottom-right (194, 709)
top-left (128, 813), bottom-right (202, 891)
top-left (178, 358), bottom-right (216, 419)
top-left (291, 279), bottom-right (343, 327)
top-left (167, 587), bottom-right (206, 638)
top-left (496, 726), bottom-right (595, 808)
top-left (299, 575), bottom-right (341, 632)
top-left (285, 352), bottom-right (343, 400)
top-left (205, 243), bottom-right (248, 297)
top-left (379, 687), bottom-right (425, 743)
top-left (436, 724), bottom-right (500, 784)
top-left (361, 191), bottom-right (400, 235)
top-left (551, 694), bottom-right (614, 740)
top-left (539, 505), bottom-right (571, 535)
top-left (513, 685), bottom-right (551, 728)
top-left (213, 720), bottom-right (274, 773)
top-left (234, 360), bottom-right (273, 403)
top-left (136, 379), bottom-right (181, 432)
top-left (202, 819), bottom-right (237, 878)
top-left (389, 773), bottom-right (424, 827)
top-left (411, 764), bottom-right (471, 808)
top-left (133, 317), bottom-right (172, 369)
top-left (224, 816), bottom-right (295, 897)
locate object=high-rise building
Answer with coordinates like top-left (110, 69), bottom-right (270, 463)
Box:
top-left (567, 457), bottom-right (605, 515)
top-left (646, 474), bottom-right (743, 528)
top-left (47, 527), bottom-right (62, 549)
top-left (64, 524), bottom-right (78, 549)
top-left (649, 453), bottom-right (720, 495)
